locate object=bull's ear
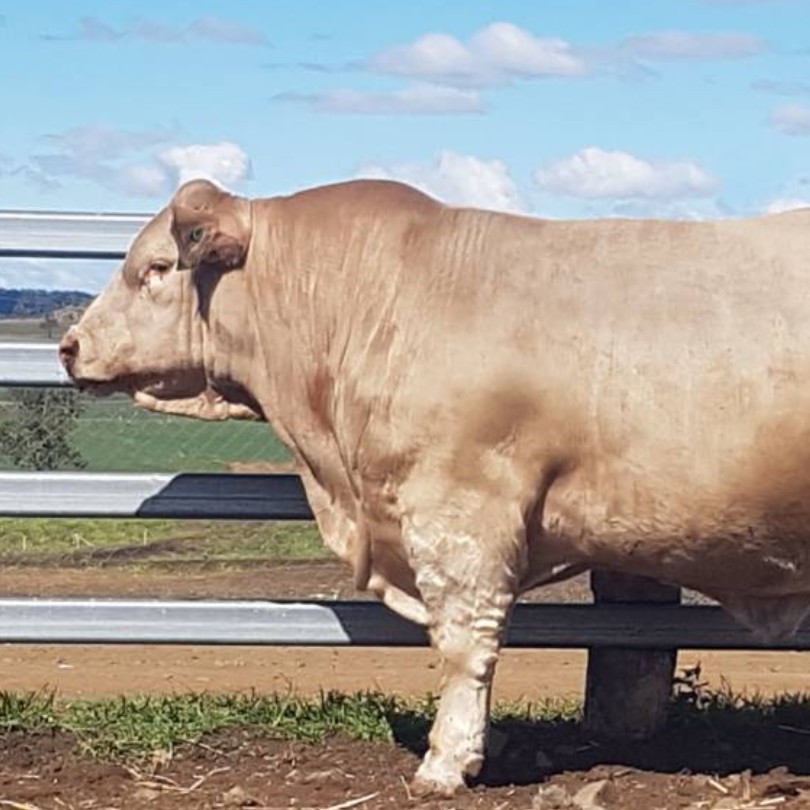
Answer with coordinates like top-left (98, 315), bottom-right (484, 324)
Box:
top-left (169, 180), bottom-right (251, 272)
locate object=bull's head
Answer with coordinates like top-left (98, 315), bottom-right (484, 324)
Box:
top-left (59, 183), bottom-right (260, 421)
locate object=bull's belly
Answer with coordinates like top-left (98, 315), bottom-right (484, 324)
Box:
top-left (547, 499), bottom-right (810, 596)
top-left (540, 470), bottom-right (810, 640)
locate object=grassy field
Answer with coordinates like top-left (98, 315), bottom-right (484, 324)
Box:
top-left (0, 689), bottom-right (580, 761)
top-left (0, 389), bottom-right (292, 473)
top-left (0, 518), bottom-right (326, 565)
top-left (1, 681), bottom-right (809, 761)
top-left (72, 396), bottom-right (291, 472)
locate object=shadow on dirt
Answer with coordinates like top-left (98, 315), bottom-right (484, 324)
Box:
top-left (387, 683), bottom-right (810, 789)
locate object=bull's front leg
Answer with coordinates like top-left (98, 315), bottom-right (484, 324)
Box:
top-left (403, 510), bottom-right (524, 797)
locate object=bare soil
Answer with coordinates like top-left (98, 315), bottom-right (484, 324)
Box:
top-left (3, 562), bottom-right (810, 808)
top-left (4, 725), bottom-right (810, 809)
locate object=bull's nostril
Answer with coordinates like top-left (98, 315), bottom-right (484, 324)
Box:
top-left (58, 334), bottom-right (79, 369)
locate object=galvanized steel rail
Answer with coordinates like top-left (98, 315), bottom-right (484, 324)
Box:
top-left (0, 342), bottom-right (70, 386)
top-left (0, 598), bottom-right (807, 649)
top-left (0, 210), bottom-right (147, 259)
top-left (0, 470), bottom-right (313, 519)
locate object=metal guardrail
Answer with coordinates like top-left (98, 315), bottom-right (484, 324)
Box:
top-left (0, 210), bottom-right (147, 259)
top-left (0, 343), bottom-right (70, 386)
top-left (0, 471), bottom-right (313, 519)
top-left (0, 599), bottom-right (426, 646)
top-left (0, 598), bottom-right (808, 649)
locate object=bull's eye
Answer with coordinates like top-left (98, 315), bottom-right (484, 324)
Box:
top-left (188, 226), bottom-right (205, 244)
top-left (142, 260), bottom-right (170, 289)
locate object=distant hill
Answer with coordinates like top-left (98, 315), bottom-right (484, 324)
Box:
top-left (0, 289), bottom-right (94, 319)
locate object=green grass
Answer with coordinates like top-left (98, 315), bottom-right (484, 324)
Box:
top-left (671, 664), bottom-right (810, 731)
top-left (0, 327), bottom-right (293, 473)
top-left (0, 518), bottom-right (328, 565)
top-left (0, 690), bottom-right (580, 761)
top-left (0, 388), bottom-right (293, 473)
top-left (71, 396), bottom-right (291, 473)
top-left (4, 682), bottom-right (810, 768)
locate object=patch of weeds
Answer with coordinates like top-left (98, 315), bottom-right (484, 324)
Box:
top-left (0, 689), bottom-right (581, 764)
top-left (661, 664), bottom-right (810, 773)
top-left (0, 518), bottom-right (328, 567)
top-left (0, 690), bottom-right (58, 732)
top-left (0, 690), bottom-right (402, 761)
top-left (492, 696), bottom-right (581, 725)
top-left (671, 663), bottom-right (810, 729)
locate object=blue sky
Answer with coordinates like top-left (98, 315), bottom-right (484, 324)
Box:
top-left (1, 0), bottom-right (809, 291)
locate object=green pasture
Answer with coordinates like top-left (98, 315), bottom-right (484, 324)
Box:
top-left (0, 321), bottom-right (292, 472)
top-left (1, 680), bottom-right (809, 768)
top-left (0, 689), bottom-right (579, 761)
top-left (0, 392), bottom-right (292, 473)
top-left (0, 517), bottom-right (325, 565)
top-left (71, 396), bottom-right (291, 472)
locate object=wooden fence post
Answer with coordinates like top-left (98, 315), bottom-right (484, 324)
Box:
top-left (583, 570), bottom-right (681, 739)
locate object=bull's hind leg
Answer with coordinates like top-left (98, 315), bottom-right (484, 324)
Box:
top-left (403, 509), bottom-right (525, 797)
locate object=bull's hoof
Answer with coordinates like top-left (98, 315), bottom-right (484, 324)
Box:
top-left (410, 775), bottom-right (463, 799)
top-left (411, 759), bottom-right (466, 798)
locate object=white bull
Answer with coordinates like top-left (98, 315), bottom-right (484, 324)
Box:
top-left (61, 177), bottom-right (810, 795)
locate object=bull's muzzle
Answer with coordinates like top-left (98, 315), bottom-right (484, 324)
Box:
top-left (58, 329), bottom-right (79, 376)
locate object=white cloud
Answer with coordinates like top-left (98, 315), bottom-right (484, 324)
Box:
top-left (25, 125), bottom-right (174, 195)
top-left (44, 124), bottom-right (175, 160)
top-left (19, 126), bottom-right (252, 198)
top-left (368, 22), bottom-right (586, 85)
top-left (620, 30), bottom-right (765, 60)
top-left (763, 196), bottom-right (810, 214)
top-left (116, 164), bottom-right (171, 197)
top-left (156, 142), bottom-right (252, 187)
top-left (43, 15), bottom-right (269, 46)
top-left (274, 84), bottom-right (483, 115)
top-left (534, 147), bottom-right (719, 200)
top-left (469, 22), bottom-right (587, 77)
top-left (770, 104), bottom-right (810, 135)
top-left (367, 24), bottom-right (761, 86)
top-left (356, 150), bottom-right (525, 213)
top-left (371, 33), bottom-right (477, 80)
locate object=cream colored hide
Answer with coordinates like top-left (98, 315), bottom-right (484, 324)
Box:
top-left (63, 178), bottom-right (810, 795)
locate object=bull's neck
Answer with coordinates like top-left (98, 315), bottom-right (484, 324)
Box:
top-left (201, 263), bottom-right (263, 412)
top-left (238, 196), bottom-right (399, 445)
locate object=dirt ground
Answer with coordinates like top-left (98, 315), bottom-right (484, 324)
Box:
top-left (3, 562), bottom-right (810, 808)
top-left (5, 724), bottom-right (810, 809)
